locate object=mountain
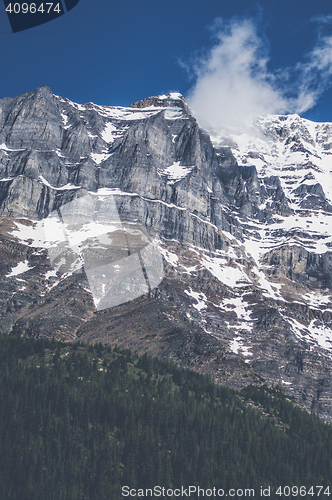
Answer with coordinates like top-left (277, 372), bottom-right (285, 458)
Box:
top-left (1, 86), bottom-right (332, 421)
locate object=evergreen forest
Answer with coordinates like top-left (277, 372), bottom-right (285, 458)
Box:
top-left (0, 333), bottom-right (331, 499)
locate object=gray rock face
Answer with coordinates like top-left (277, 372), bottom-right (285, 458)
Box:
top-left (2, 87), bottom-right (332, 422)
top-left (0, 87), bottom-right (277, 241)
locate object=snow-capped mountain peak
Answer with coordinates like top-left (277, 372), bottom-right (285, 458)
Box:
top-left (2, 87), bottom-right (332, 421)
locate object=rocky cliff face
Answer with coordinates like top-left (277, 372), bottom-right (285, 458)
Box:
top-left (1, 87), bottom-right (332, 421)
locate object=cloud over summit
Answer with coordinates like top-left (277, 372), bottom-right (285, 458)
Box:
top-left (186, 17), bottom-right (332, 132)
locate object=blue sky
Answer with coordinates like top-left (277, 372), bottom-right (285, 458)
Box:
top-left (1, 0), bottom-right (332, 127)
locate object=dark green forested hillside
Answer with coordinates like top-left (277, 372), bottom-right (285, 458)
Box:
top-left (0, 333), bottom-right (331, 500)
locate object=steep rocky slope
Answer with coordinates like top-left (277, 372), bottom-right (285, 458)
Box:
top-left (1, 86), bottom-right (332, 421)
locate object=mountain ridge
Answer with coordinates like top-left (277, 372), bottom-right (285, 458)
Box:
top-left (1, 86), bottom-right (332, 421)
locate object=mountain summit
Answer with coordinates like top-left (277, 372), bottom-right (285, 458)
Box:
top-left (130, 92), bottom-right (190, 112)
top-left (1, 87), bottom-right (332, 421)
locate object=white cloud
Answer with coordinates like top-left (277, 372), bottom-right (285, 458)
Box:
top-left (295, 34), bottom-right (332, 113)
top-left (185, 17), bottom-right (332, 132)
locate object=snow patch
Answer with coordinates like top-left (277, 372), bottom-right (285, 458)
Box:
top-left (91, 187), bottom-right (139, 197)
top-left (184, 288), bottom-right (207, 311)
top-left (39, 175), bottom-right (80, 191)
top-left (253, 268), bottom-right (284, 301)
top-left (158, 92), bottom-right (183, 100)
top-left (158, 247), bottom-right (179, 267)
top-left (223, 297), bottom-right (252, 325)
top-left (157, 162), bottom-right (194, 184)
top-left (201, 254), bottom-right (251, 288)
top-left (61, 113), bottom-right (70, 128)
top-left (0, 143), bottom-right (25, 152)
top-left (6, 260), bottom-right (34, 277)
top-left (229, 336), bottom-right (253, 357)
top-left (45, 270), bottom-right (58, 279)
top-left (91, 152), bottom-right (112, 165)
top-left (164, 108), bottom-right (183, 120)
top-left (101, 122), bottom-right (117, 143)
top-left (11, 220), bottom-right (50, 248)
top-left (284, 314), bottom-right (332, 356)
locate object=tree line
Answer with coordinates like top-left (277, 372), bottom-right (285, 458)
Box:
top-left (0, 333), bottom-right (331, 499)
